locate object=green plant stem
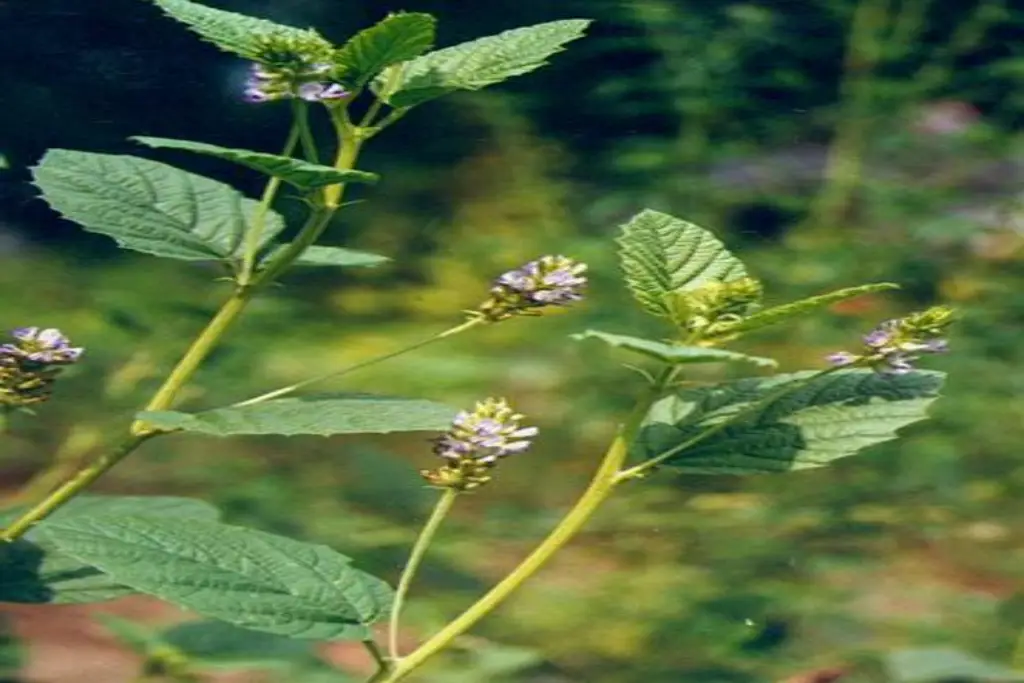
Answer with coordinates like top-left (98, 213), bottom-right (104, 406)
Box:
top-left (132, 289), bottom-right (255, 431)
top-left (232, 318), bottom-right (485, 407)
top-left (0, 433), bottom-right (153, 541)
top-left (363, 639), bottom-right (391, 679)
top-left (617, 366), bottom-right (841, 480)
top-left (377, 379), bottom-right (666, 683)
top-left (239, 121), bottom-right (301, 282)
top-left (388, 489), bottom-right (459, 660)
top-left (294, 100), bottom-right (320, 164)
top-left (1, 108), bottom-right (367, 541)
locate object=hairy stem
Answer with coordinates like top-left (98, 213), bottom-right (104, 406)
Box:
top-left (389, 489), bottom-right (458, 660)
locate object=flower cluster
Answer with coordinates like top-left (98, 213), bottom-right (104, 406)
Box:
top-left (421, 398), bottom-right (538, 491)
top-left (665, 277), bottom-right (764, 339)
top-left (0, 327), bottom-right (83, 408)
top-left (472, 255), bottom-right (587, 322)
top-left (827, 306), bottom-right (954, 375)
top-left (243, 32), bottom-right (348, 104)
top-left (244, 63), bottom-right (348, 104)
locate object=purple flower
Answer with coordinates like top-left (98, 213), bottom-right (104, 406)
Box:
top-left (826, 351), bottom-right (858, 367)
top-left (296, 82), bottom-right (349, 102)
top-left (1, 327), bottom-right (83, 365)
top-left (863, 321), bottom-right (898, 349)
top-left (242, 61), bottom-right (348, 104)
top-left (825, 310), bottom-right (951, 375)
top-left (423, 398), bottom-right (538, 491)
top-left (474, 255), bottom-right (588, 321)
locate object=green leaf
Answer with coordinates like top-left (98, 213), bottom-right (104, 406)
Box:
top-left (151, 0), bottom-right (327, 60)
top-left (713, 283), bottom-right (900, 337)
top-left (617, 209), bottom-right (748, 319)
top-left (262, 244), bottom-right (390, 269)
top-left (137, 393), bottom-right (456, 437)
top-left (33, 150), bottom-right (284, 262)
top-left (572, 330), bottom-right (777, 368)
top-left (376, 19), bottom-right (591, 108)
top-left (162, 620), bottom-right (317, 669)
top-left (886, 647), bottom-right (1024, 682)
top-left (0, 496), bottom-right (219, 605)
top-left (333, 13), bottom-right (436, 88)
top-left (132, 137), bottom-right (380, 190)
top-left (37, 516), bottom-right (394, 640)
top-left (636, 369), bottom-right (944, 475)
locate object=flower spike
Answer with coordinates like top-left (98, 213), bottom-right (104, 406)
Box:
top-left (421, 398), bottom-right (538, 491)
top-left (471, 255), bottom-right (587, 322)
top-left (0, 327), bottom-right (83, 409)
top-left (826, 306), bottom-right (954, 375)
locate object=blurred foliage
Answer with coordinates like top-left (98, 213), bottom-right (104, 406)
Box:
top-left (2, 0), bottom-right (1024, 682)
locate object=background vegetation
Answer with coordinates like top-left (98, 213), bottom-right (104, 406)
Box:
top-left (1, 0), bottom-right (1023, 681)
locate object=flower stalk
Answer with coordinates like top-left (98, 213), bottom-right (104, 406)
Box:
top-left (388, 488), bottom-right (458, 660)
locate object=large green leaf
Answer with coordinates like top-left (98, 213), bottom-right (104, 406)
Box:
top-left (151, 0), bottom-right (328, 60)
top-left (635, 369), bottom-right (944, 474)
top-left (710, 283), bottom-right (900, 338)
top-left (137, 393), bottom-right (456, 437)
top-left (38, 516), bottom-right (394, 640)
top-left (261, 244), bottom-right (390, 269)
top-left (376, 19), bottom-right (591, 108)
top-left (333, 13), bottom-right (436, 88)
top-left (572, 330), bottom-right (777, 368)
top-left (0, 496), bottom-right (219, 605)
top-left (617, 210), bottom-right (748, 319)
top-left (33, 150), bottom-right (284, 262)
top-left (132, 137), bottom-right (380, 190)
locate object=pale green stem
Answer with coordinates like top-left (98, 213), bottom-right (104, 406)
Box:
top-left (363, 639), bottom-right (391, 679)
top-left (1, 433), bottom-right (154, 541)
top-left (617, 366), bottom-right (842, 480)
top-left (294, 100), bottom-right (320, 164)
top-left (377, 376), bottom-right (668, 683)
top-left (1, 108), bottom-right (366, 542)
top-left (357, 63), bottom-right (406, 131)
top-left (232, 318), bottom-right (485, 407)
top-left (239, 121), bottom-right (301, 283)
top-left (389, 489), bottom-right (459, 660)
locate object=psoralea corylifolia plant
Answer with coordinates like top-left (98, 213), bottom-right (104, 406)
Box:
top-left (0, 2), bottom-right (954, 681)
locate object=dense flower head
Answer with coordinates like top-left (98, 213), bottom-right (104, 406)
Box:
top-left (472, 256), bottom-right (587, 322)
top-left (826, 306), bottom-right (954, 375)
top-left (243, 31), bottom-right (347, 106)
top-left (421, 398), bottom-right (538, 491)
top-left (243, 62), bottom-right (349, 104)
top-left (0, 327), bottom-right (82, 408)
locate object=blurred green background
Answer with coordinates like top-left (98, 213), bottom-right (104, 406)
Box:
top-left (2, 0), bottom-right (1024, 682)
